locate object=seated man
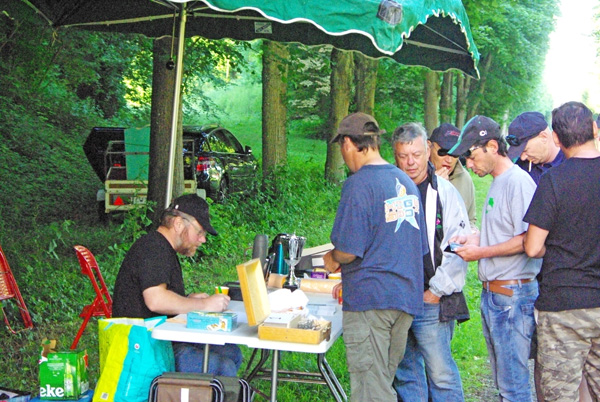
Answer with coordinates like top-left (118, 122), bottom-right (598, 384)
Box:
top-left (112, 194), bottom-right (242, 376)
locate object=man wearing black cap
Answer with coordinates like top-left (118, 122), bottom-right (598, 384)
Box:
top-left (507, 112), bottom-right (565, 185)
top-left (112, 194), bottom-right (242, 376)
top-left (448, 116), bottom-right (541, 402)
top-left (324, 112), bottom-right (427, 402)
top-left (428, 123), bottom-right (477, 230)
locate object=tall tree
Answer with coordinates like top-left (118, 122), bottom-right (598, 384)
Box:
top-left (455, 73), bottom-right (469, 128)
top-left (261, 40), bottom-right (289, 180)
top-left (325, 48), bottom-right (354, 183)
top-left (354, 52), bottom-right (378, 114)
top-left (423, 70), bottom-right (440, 134)
top-left (439, 72), bottom-right (454, 124)
top-left (147, 36), bottom-right (183, 221)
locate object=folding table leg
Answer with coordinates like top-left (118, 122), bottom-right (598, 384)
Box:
top-left (202, 344), bottom-right (210, 373)
top-left (317, 353), bottom-right (347, 401)
top-left (270, 350), bottom-right (279, 402)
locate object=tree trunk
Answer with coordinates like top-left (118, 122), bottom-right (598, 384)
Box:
top-left (467, 54), bottom-right (493, 119)
top-left (148, 36), bottom-right (183, 223)
top-left (439, 71), bottom-right (453, 124)
top-left (353, 53), bottom-right (378, 114)
top-left (325, 48), bottom-right (354, 184)
top-left (423, 70), bottom-right (440, 135)
top-left (261, 40), bottom-right (289, 180)
top-left (455, 73), bottom-right (467, 129)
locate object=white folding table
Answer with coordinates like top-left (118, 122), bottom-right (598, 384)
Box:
top-left (151, 292), bottom-right (347, 401)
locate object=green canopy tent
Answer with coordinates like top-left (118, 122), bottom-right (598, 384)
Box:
top-left (22, 0), bottom-right (479, 204)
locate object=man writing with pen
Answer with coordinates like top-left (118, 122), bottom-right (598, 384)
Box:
top-left (112, 194), bottom-right (242, 377)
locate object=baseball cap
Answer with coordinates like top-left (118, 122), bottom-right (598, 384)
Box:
top-left (506, 112), bottom-right (548, 159)
top-left (448, 115), bottom-right (501, 157)
top-left (330, 112), bottom-right (386, 143)
top-left (429, 123), bottom-right (461, 151)
top-left (170, 194), bottom-right (217, 236)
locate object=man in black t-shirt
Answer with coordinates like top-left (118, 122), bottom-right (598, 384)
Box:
top-left (112, 194), bottom-right (242, 376)
top-left (524, 101), bottom-right (600, 400)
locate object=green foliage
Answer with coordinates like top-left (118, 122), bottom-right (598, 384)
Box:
top-left (463, 0), bottom-right (561, 119)
top-left (375, 60), bottom-right (425, 129)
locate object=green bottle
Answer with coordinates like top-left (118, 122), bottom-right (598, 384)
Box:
top-left (64, 360), bottom-right (74, 397)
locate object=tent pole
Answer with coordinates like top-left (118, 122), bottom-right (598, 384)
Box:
top-left (165, 3), bottom-right (187, 207)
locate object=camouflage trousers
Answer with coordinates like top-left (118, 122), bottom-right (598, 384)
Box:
top-left (537, 307), bottom-right (600, 402)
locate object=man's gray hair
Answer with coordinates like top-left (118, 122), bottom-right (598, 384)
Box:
top-left (391, 122), bottom-right (428, 147)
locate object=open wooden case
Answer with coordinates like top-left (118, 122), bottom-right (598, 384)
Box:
top-left (236, 258), bottom-right (331, 344)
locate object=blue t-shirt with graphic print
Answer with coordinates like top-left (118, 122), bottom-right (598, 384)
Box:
top-left (331, 163), bottom-right (427, 316)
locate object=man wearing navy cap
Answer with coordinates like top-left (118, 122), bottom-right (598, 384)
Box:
top-left (113, 194), bottom-right (242, 376)
top-left (428, 123), bottom-right (477, 230)
top-left (507, 112), bottom-right (565, 184)
top-left (449, 116), bottom-right (541, 402)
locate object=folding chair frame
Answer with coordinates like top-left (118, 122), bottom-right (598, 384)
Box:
top-left (71, 245), bottom-right (112, 349)
top-left (0, 245), bottom-right (34, 333)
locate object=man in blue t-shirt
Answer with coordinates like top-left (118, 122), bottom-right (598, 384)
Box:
top-left (324, 112), bottom-right (427, 402)
top-left (524, 101), bottom-right (600, 401)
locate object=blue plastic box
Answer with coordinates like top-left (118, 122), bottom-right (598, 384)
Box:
top-left (187, 311), bottom-right (238, 332)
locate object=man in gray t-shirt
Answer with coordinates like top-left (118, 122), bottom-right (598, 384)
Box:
top-left (448, 116), bottom-right (541, 402)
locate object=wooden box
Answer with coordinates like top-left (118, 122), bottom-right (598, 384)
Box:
top-left (236, 258), bottom-right (331, 344)
top-left (258, 320), bottom-right (331, 344)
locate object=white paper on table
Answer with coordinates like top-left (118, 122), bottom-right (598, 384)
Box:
top-left (268, 288), bottom-right (309, 313)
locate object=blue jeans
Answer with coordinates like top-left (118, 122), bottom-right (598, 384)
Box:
top-left (394, 302), bottom-right (465, 402)
top-left (172, 342), bottom-right (242, 377)
top-left (481, 280), bottom-right (538, 402)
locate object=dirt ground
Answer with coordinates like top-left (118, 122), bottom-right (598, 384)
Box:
top-left (466, 360), bottom-right (538, 401)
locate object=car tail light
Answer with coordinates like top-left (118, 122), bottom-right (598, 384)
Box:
top-left (196, 156), bottom-right (216, 172)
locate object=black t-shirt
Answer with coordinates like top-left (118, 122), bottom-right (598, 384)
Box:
top-left (112, 231), bottom-right (185, 318)
top-left (524, 156), bottom-right (600, 312)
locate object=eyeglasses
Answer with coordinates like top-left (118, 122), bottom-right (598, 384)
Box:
top-left (182, 217), bottom-right (206, 238)
top-left (464, 145), bottom-right (484, 158)
top-left (505, 133), bottom-right (538, 147)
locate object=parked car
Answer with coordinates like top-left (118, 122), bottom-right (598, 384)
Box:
top-left (183, 124), bottom-right (257, 201)
top-left (83, 124), bottom-right (258, 215)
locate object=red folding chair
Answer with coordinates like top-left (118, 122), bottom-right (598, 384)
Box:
top-left (0, 244), bottom-right (34, 333)
top-left (71, 245), bottom-right (112, 349)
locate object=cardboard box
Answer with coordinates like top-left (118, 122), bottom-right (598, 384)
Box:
top-left (29, 390), bottom-right (92, 402)
top-left (237, 258), bottom-right (331, 344)
top-left (38, 340), bottom-right (89, 400)
top-left (0, 387), bottom-right (31, 402)
top-left (187, 311), bottom-right (238, 332)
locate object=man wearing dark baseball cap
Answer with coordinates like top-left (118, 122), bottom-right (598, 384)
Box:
top-left (428, 123), bottom-right (477, 230)
top-left (113, 193), bottom-right (242, 376)
top-left (450, 115), bottom-right (541, 401)
top-left (507, 111), bottom-right (565, 184)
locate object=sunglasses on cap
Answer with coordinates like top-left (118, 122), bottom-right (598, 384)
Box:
top-left (464, 144), bottom-right (484, 158)
top-left (505, 132), bottom-right (538, 147)
top-left (436, 148), bottom-right (457, 157)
